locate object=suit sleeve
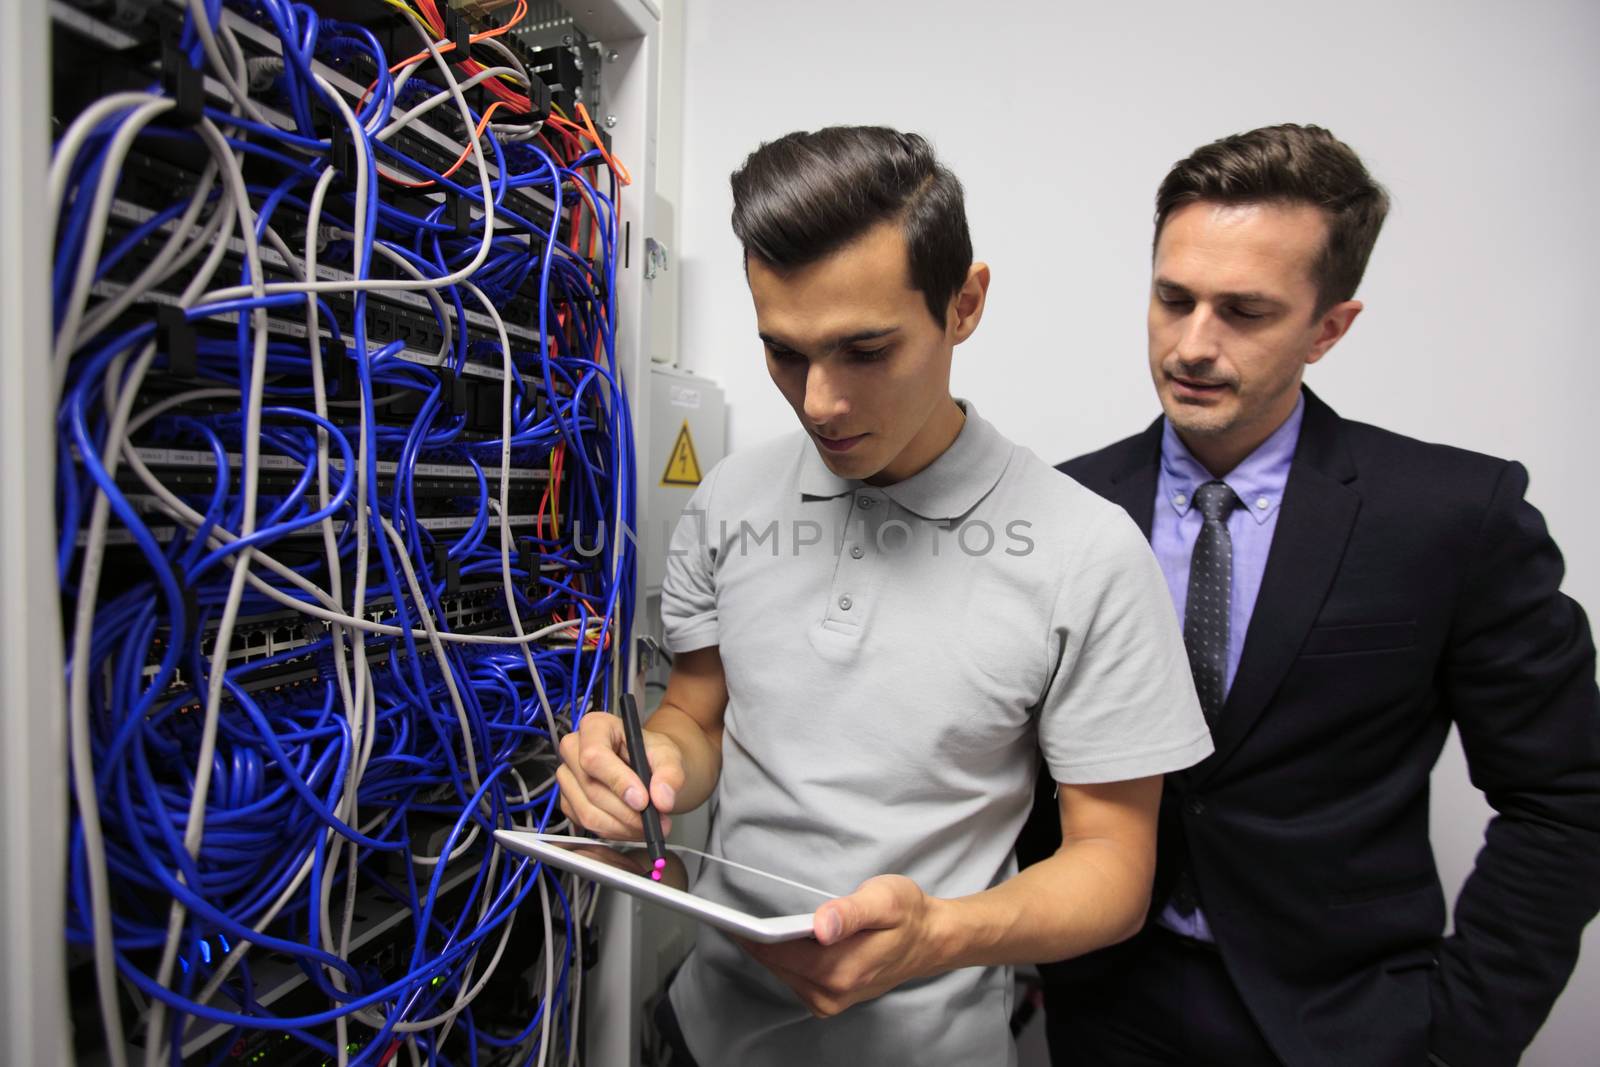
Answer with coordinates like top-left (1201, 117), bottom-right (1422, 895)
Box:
top-left (1429, 461), bottom-right (1600, 1067)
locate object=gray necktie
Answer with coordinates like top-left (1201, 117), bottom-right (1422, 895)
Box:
top-left (1171, 480), bottom-right (1240, 919)
top-left (1184, 480), bottom-right (1240, 724)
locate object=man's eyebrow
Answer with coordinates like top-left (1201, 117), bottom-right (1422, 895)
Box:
top-left (1221, 291), bottom-right (1285, 306)
top-left (1153, 278), bottom-right (1285, 306)
top-left (757, 326), bottom-right (901, 349)
top-left (834, 327), bottom-right (900, 345)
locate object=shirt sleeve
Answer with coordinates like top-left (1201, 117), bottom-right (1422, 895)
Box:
top-left (660, 462), bottom-right (724, 653)
top-left (1038, 508), bottom-right (1213, 784)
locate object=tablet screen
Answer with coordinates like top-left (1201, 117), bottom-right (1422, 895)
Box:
top-left (539, 840), bottom-right (838, 919)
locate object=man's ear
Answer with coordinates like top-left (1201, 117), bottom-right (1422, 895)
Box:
top-left (1306, 299), bottom-right (1362, 366)
top-left (949, 262), bottom-right (991, 344)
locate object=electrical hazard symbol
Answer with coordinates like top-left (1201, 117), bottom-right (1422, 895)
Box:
top-left (661, 421), bottom-right (703, 487)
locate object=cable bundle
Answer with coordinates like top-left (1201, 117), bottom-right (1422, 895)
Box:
top-left (52, 1), bottom-right (635, 1063)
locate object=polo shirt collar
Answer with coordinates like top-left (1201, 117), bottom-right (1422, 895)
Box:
top-left (797, 400), bottom-right (1013, 521)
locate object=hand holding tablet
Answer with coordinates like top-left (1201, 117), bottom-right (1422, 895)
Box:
top-left (545, 693), bottom-right (829, 942)
top-left (494, 832), bottom-right (831, 943)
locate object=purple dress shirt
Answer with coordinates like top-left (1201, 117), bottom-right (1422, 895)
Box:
top-left (1153, 393), bottom-right (1305, 940)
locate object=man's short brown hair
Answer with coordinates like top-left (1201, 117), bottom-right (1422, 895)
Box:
top-left (1154, 124), bottom-right (1390, 315)
top-left (729, 126), bottom-right (973, 325)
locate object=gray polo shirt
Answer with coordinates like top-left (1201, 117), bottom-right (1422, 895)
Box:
top-left (663, 402), bottom-right (1210, 1067)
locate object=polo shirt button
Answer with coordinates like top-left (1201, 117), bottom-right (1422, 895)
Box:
top-left (858, 496), bottom-right (874, 510)
top-left (838, 595), bottom-right (853, 611)
top-left (1186, 797), bottom-right (1206, 816)
top-left (849, 545), bottom-right (864, 559)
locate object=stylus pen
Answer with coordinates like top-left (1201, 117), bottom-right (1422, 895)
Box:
top-left (619, 692), bottom-right (669, 880)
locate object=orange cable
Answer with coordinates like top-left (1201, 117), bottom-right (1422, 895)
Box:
top-left (384, 101), bottom-right (506, 187)
top-left (392, 0), bottom-right (527, 73)
top-left (574, 103), bottom-right (631, 186)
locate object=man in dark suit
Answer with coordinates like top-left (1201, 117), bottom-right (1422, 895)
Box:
top-left (1019, 124), bottom-right (1600, 1066)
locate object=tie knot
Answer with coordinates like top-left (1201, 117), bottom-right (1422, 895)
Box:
top-left (1194, 480), bottom-right (1239, 523)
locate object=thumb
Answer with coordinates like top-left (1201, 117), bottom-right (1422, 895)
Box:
top-left (814, 876), bottom-right (911, 945)
top-left (813, 890), bottom-right (873, 945)
top-left (813, 902), bottom-right (848, 946)
top-left (644, 735), bottom-right (685, 812)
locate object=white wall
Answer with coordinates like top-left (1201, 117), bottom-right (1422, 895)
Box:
top-left (673, 0), bottom-right (1600, 1061)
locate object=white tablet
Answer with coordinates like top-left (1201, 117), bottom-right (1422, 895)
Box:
top-left (493, 830), bottom-right (835, 943)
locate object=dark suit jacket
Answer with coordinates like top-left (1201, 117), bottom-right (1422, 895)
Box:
top-left (1020, 389), bottom-right (1600, 1067)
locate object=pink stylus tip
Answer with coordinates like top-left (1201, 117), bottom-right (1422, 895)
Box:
top-left (653, 858), bottom-right (667, 869)
top-left (650, 870), bottom-right (662, 881)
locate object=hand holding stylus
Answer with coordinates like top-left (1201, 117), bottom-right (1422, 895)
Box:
top-left (556, 697), bottom-right (685, 847)
top-left (618, 693), bottom-right (669, 878)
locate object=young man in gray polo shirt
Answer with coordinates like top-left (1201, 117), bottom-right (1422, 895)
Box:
top-left (556, 127), bottom-right (1212, 1066)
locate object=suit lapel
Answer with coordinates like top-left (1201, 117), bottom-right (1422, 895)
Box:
top-left (1105, 418), bottom-right (1163, 538)
top-left (1188, 390), bottom-right (1361, 785)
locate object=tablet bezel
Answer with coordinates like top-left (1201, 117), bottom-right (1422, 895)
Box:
top-left (492, 830), bottom-right (821, 943)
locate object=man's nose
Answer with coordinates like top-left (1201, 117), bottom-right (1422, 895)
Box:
top-left (803, 362), bottom-right (850, 424)
top-left (1175, 305), bottom-right (1223, 365)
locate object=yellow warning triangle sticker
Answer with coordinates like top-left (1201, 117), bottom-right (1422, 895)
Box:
top-left (661, 420), bottom-right (703, 486)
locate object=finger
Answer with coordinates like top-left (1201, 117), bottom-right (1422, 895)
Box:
top-left (761, 967), bottom-right (826, 1015)
top-left (641, 735), bottom-right (686, 812)
top-left (736, 940), bottom-right (837, 1015)
top-left (815, 877), bottom-right (904, 945)
top-left (814, 888), bottom-right (885, 945)
top-left (737, 931), bottom-right (831, 982)
top-left (560, 746), bottom-right (651, 831)
top-left (555, 764), bottom-right (642, 839)
top-left (765, 963), bottom-right (842, 1019)
top-left (576, 713), bottom-right (650, 811)
top-left (557, 730), bottom-right (581, 771)
top-left (813, 906), bottom-right (846, 946)
top-left (560, 749), bottom-right (675, 838)
top-left (556, 763), bottom-right (629, 836)
top-left (561, 728), bottom-right (631, 817)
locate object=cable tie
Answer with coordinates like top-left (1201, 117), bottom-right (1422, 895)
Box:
top-left (433, 542), bottom-right (461, 596)
top-left (446, 10), bottom-right (472, 57)
top-left (329, 128), bottom-right (357, 179)
top-left (581, 926), bottom-right (601, 970)
top-left (436, 367), bottom-right (470, 418)
top-left (449, 195), bottom-right (473, 236)
top-left (517, 538), bottom-right (535, 585)
top-left (508, 81), bottom-right (552, 125)
top-left (161, 37), bottom-right (204, 127)
top-left (471, 380), bottom-right (499, 432)
top-left (333, 340), bottom-right (357, 400)
top-left (157, 305), bottom-right (198, 379)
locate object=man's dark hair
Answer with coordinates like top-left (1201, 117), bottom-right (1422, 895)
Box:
top-left (1154, 124), bottom-right (1390, 315)
top-left (730, 126), bottom-right (972, 325)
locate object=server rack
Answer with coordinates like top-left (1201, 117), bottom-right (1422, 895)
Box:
top-left (3, 1), bottom-right (661, 1062)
